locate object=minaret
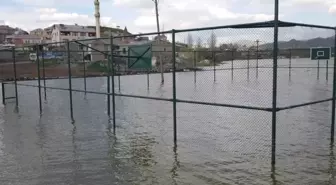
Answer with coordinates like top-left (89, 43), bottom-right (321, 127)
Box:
top-left (94, 0), bottom-right (101, 38)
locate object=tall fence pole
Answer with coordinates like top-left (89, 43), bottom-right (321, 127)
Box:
top-left (289, 49), bottom-right (292, 70)
top-left (247, 50), bottom-right (250, 79)
top-left (110, 36), bottom-right (116, 131)
top-left (213, 50), bottom-right (216, 82)
top-left (256, 44), bottom-right (259, 78)
top-left (194, 50), bottom-right (196, 84)
top-left (147, 69), bottom-right (150, 90)
top-left (83, 48), bottom-right (87, 94)
top-left (107, 46), bottom-right (111, 117)
top-left (318, 59), bottom-right (320, 79)
top-left (41, 47), bottom-right (47, 100)
top-left (326, 60), bottom-right (329, 81)
top-left (331, 31), bottom-right (336, 143)
top-left (118, 64), bottom-right (121, 91)
top-left (67, 41), bottom-right (74, 122)
top-left (1, 83), bottom-right (5, 105)
top-left (231, 50), bottom-right (234, 78)
top-left (272, 0), bottom-right (279, 166)
top-left (172, 30), bottom-right (177, 144)
top-left (12, 47), bottom-right (18, 108)
top-left (36, 46), bottom-right (42, 115)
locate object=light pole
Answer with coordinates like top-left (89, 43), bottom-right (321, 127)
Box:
top-left (152, 0), bottom-right (164, 83)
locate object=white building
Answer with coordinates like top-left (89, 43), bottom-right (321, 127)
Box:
top-left (51, 24), bottom-right (96, 43)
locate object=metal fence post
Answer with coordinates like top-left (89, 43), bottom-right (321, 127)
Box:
top-left (41, 47), bottom-right (47, 100)
top-left (107, 45), bottom-right (111, 117)
top-left (194, 50), bottom-right (196, 84)
top-left (110, 36), bottom-right (116, 131)
top-left (318, 59), bottom-right (320, 79)
top-left (1, 83), bottom-right (5, 105)
top-left (331, 31), bottom-right (336, 143)
top-left (12, 47), bottom-right (18, 108)
top-left (289, 49), bottom-right (292, 70)
top-left (67, 41), bottom-right (74, 122)
top-left (271, 0), bottom-right (280, 166)
top-left (213, 50), bottom-right (216, 82)
top-left (231, 50), bottom-right (234, 78)
top-left (118, 64), bottom-right (121, 91)
top-left (172, 30), bottom-right (177, 144)
top-left (147, 69), bottom-right (150, 90)
top-left (36, 46), bottom-right (42, 115)
top-left (247, 50), bottom-right (250, 78)
top-left (83, 48), bottom-right (87, 93)
top-left (326, 60), bottom-right (329, 81)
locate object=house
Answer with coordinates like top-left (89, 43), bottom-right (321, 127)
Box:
top-left (51, 24), bottom-right (96, 43)
top-left (30, 28), bottom-right (52, 40)
top-left (5, 34), bottom-right (42, 46)
top-left (0, 25), bottom-right (16, 44)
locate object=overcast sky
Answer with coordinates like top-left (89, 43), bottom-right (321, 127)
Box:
top-left (0, 0), bottom-right (335, 44)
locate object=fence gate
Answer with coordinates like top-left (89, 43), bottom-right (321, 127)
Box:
top-left (128, 44), bottom-right (152, 70)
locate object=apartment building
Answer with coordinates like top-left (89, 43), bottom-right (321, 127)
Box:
top-left (5, 34), bottom-right (42, 46)
top-left (0, 25), bottom-right (16, 43)
top-left (51, 24), bottom-right (96, 43)
top-left (30, 27), bottom-right (52, 40)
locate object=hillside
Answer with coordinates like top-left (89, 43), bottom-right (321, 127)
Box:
top-left (260, 36), bottom-right (335, 49)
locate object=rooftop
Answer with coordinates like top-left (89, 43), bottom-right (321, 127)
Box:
top-left (53, 24), bottom-right (95, 33)
top-left (6, 34), bottom-right (41, 39)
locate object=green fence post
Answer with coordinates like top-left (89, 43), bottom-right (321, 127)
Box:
top-left (271, 0), bottom-right (280, 166)
top-left (331, 31), bottom-right (336, 143)
top-left (247, 50), bottom-right (250, 79)
top-left (289, 49), bottom-right (292, 70)
top-left (110, 36), bottom-right (116, 131)
top-left (12, 47), bottom-right (18, 108)
top-left (41, 47), bottom-right (47, 100)
top-left (83, 48), bottom-right (87, 94)
top-left (147, 69), bottom-right (150, 90)
top-left (172, 30), bottom-right (177, 144)
top-left (326, 60), bottom-right (329, 81)
top-left (1, 83), bottom-right (5, 105)
top-left (231, 50), bottom-right (234, 78)
top-left (66, 41), bottom-right (74, 122)
top-left (194, 50), bottom-right (196, 84)
top-left (318, 59), bottom-right (320, 79)
top-left (213, 50), bottom-right (216, 82)
top-left (107, 45), bottom-right (111, 117)
top-left (118, 64), bottom-right (121, 91)
top-left (36, 45), bottom-right (42, 115)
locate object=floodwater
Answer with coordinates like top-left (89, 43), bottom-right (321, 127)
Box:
top-left (0, 58), bottom-right (335, 184)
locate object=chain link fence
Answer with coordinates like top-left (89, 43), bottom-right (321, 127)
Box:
top-left (0, 19), bottom-right (336, 184)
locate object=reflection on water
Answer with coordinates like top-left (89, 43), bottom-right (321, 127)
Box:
top-left (0, 59), bottom-right (335, 184)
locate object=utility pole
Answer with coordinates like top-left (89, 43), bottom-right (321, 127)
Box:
top-left (152, 0), bottom-right (164, 83)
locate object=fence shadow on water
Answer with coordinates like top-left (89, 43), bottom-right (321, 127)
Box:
top-left (0, 19), bottom-right (336, 184)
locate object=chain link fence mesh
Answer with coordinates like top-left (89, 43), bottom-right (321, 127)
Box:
top-left (0, 21), bottom-right (335, 184)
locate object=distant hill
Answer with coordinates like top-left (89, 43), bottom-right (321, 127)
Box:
top-left (260, 36), bottom-right (335, 49)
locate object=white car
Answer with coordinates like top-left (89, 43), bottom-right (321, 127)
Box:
top-left (29, 53), bottom-right (37, 61)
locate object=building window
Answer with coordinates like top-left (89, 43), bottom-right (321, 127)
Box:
top-left (72, 32), bottom-right (77, 36)
top-left (122, 48), bottom-right (126, 54)
top-left (80, 32), bottom-right (86, 36)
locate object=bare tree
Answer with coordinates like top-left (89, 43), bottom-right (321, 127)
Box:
top-left (208, 31), bottom-right (217, 51)
top-left (187, 33), bottom-right (193, 48)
